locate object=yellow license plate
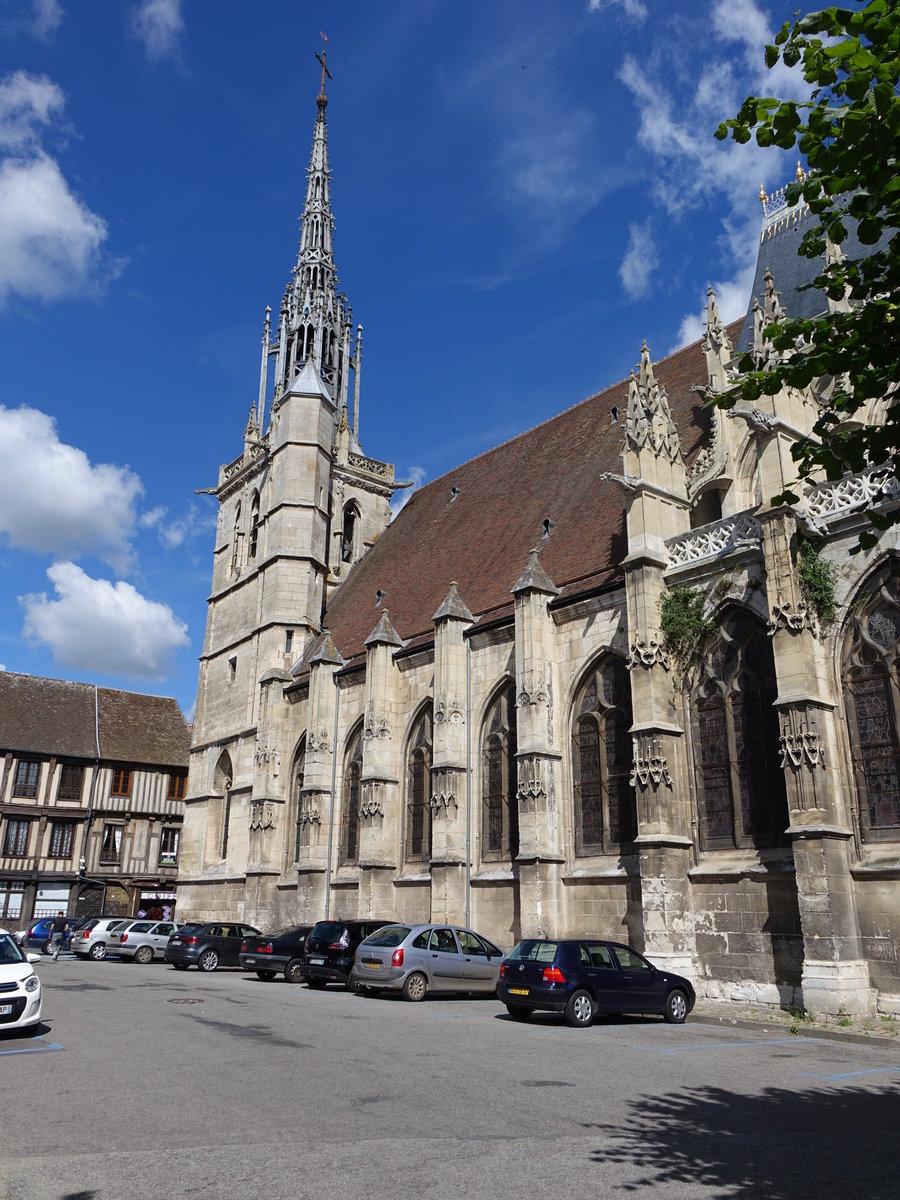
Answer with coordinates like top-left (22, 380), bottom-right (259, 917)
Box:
top-left (363, 961), bottom-right (380, 969)
top-left (509, 987), bottom-right (529, 996)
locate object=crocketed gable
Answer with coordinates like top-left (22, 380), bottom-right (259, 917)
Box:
top-left (322, 325), bottom-right (738, 663)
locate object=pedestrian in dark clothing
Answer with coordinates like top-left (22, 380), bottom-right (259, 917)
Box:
top-left (49, 911), bottom-right (68, 960)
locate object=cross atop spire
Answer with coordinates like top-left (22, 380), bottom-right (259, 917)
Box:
top-left (315, 31), bottom-right (332, 107)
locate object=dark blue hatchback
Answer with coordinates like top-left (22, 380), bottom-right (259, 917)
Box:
top-left (497, 938), bottom-right (695, 1028)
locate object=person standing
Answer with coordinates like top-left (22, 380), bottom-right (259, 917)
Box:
top-left (49, 911), bottom-right (68, 960)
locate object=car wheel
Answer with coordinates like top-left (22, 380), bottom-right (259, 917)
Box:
top-left (345, 974), bottom-right (361, 993)
top-left (256, 969), bottom-right (277, 981)
top-left (172, 963), bottom-right (189, 971)
top-left (198, 949), bottom-right (219, 972)
top-left (134, 946), bottom-right (154, 965)
top-left (564, 988), bottom-right (596, 1028)
top-left (285, 959), bottom-right (306, 985)
top-left (663, 988), bottom-right (689, 1024)
top-left (506, 1005), bottom-right (533, 1020)
top-left (42, 940), bottom-right (52, 955)
top-left (401, 972), bottom-right (427, 1002)
top-left (89, 942), bottom-right (106, 961)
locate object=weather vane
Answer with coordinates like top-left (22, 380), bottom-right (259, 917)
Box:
top-left (316, 31), bottom-right (332, 96)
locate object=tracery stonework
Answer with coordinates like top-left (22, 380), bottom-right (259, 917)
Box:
top-left (430, 767), bottom-right (459, 815)
top-left (778, 711), bottom-right (826, 773)
top-left (249, 801), bottom-right (276, 830)
top-left (516, 755), bottom-right (548, 809)
top-left (359, 780), bottom-right (385, 818)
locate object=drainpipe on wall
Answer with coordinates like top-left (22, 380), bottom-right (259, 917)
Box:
top-left (77, 685), bottom-right (104, 911)
top-left (465, 634), bottom-right (472, 929)
top-left (324, 672), bottom-right (341, 920)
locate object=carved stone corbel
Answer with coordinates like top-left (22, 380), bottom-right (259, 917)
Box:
top-left (629, 735), bottom-right (673, 790)
top-left (359, 780), bottom-right (385, 818)
top-left (626, 637), bottom-right (671, 672)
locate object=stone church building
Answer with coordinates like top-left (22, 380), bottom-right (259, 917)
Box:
top-left (179, 75), bottom-right (900, 1019)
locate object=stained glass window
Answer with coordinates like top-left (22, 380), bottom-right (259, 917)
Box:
top-left (406, 708), bottom-right (433, 861)
top-left (481, 684), bottom-right (518, 861)
top-left (572, 657), bottom-right (635, 854)
top-left (340, 728), bottom-right (362, 865)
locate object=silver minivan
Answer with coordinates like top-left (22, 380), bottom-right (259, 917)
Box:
top-left (70, 917), bottom-right (134, 961)
top-left (350, 923), bottom-right (505, 1001)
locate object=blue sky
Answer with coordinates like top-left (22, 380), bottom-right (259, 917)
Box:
top-left (0, 0), bottom-right (801, 718)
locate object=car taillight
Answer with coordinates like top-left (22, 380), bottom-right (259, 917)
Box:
top-left (330, 932), bottom-right (349, 950)
top-left (542, 966), bottom-right (566, 984)
top-left (391, 947), bottom-right (404, 967)
top-left (120, 933), bottom-right (129, 943)
top-left (81, 930), bottom-right (91, 939)
top-left (499, 963), bottom-right (506, 979)
top-left (258, 943), bottom-right (273, 954)
top-left (183, 936), bottom-right (200, 945)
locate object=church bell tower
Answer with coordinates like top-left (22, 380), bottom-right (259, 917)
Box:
top-left (182, 46), bottom-right (402, 910)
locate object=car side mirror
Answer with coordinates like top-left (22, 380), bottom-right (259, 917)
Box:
top-left (26, 953), bottom-right (41, 964)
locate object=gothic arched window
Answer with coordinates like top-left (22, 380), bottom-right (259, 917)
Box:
top-left (405, 707), bottom-right (433, 862)
top-left (572, 657), bottom-right (635, 854)
top-left (481, 683), bottom-right (518, 861)
top-left (231, 503), bottom-right (242, 576)
top-left (340, 727), bottom-right (362, 866)
top-left (213, 750), bottom-right (233, 860)
top-left (843, 571), bottom-right (900, 839)
top-left (248, 493), bottom-right (260, 560)
top-left (693, 610), bottom-right (787, 850)
top-left (341, 504), bottom-right (358, 564)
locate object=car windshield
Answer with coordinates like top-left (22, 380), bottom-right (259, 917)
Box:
top-left (175, 924), bottom-right (204, 935)
top-left (0, 934), bottom-right (26, 965)
top-left (507, 940), bottom-right (558, 963)
top-left (362, 926), bottom-right (410, 948)
top-left (310, 921), bottom-right (344, 939)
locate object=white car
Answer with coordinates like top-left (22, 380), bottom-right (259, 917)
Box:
top-left (0, 933), bottom-right (42, 1031)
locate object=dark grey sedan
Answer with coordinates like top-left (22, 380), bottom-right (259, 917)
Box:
top-left (350, 923), bottom-right (505, 1001)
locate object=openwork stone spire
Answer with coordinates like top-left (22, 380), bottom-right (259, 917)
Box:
top-left (625, 341), bottom-right (682, 461)
top-left (702, 286), bottom-right (734, 392)
top-left (270, 47), bottom-right (357, 425)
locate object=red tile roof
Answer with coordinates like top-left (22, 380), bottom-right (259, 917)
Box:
top-left (323, 326), bottom-right (736, 665)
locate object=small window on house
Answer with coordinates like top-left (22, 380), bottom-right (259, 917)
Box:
top-left (3, 819), bottom-right (30, 857)
top-left (57, 762), bottom-right (84, 801)
top-left (110, 768), bottom-right (132, 797)
top-left (100, 824), bottom-right (123, 864)
top-left (228, 655), bottom-right (237, 683)
top-left (285, 629), bottom-right (294, 656)
top-left (48, 822), bottom-right (75, 858)
top-left (13, 760), bottom-right (39, 800)
top-left (158, 827), bottom-right (179, 867)
top-left (167, 772), bottom-right (187, 802)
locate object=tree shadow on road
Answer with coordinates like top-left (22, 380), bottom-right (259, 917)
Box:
top-left (585, 1082), bottom-right (900, 1199)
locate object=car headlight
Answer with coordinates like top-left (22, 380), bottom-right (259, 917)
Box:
top-left (24, 975), bottom-right (40, 992)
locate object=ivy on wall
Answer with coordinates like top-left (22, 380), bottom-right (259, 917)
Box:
top-left (659, 585), bottom-right (716, 677)
top-left (797, 538), bottom-right (837, 626)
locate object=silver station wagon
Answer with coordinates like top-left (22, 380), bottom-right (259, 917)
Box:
top-left (350, 923), bottom-right (505, 1001)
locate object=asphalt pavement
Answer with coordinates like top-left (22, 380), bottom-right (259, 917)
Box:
top-left (3, 953), bottom-right (899, 1200)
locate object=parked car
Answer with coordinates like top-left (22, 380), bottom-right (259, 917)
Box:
top-left (165, 922), bottom-right (260, 972)
top-left (497, 938), bottom-right (696, 1028)
top-left (350, 923), bottom-right (506, 1001)
top-left (0, 932), bottom-right (42, 1031)
top-left (70, 917), bottom-right (135, 961)
top-left (109, 920), bottom-right (180, 963)
top-left (302, 919), bottom-right (393, 989)
top-left (240, 925), bottom-right (313, 982)
top-left (21, 915), bottom-right (92, 954)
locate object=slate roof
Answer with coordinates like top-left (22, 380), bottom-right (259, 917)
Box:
top-left (0, 672), bottom-right (191, 767)
top-left (320, 322), bottom-right (742, 667)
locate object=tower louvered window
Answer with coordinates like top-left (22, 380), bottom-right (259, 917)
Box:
top-left (843, 572), bottom-right (900, 838)
top-left (482, 684), bottom-right (518, 861)
top-left (693, 610), bottom-right (787, 849)
top-left (572, 658), bottom-right (635, 854)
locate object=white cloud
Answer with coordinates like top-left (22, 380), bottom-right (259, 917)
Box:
top-left (0, 71), bottom-right (64, 150)
top-left (32, 0), bottom-right (62, 40)
top-left (21, 562), bottom-right (190, 681)
top-left (619, 220), bottom-right (657, 300)
top-left (0, 406), bottom-right (143, 570)
top-left (139, 502), bottom-right (217, 548)
top-left (588, 0), bottom-right (647, 22)
top-left (131, 0), bottom-right (185, 60)
top-left (0, 71), bottom-right (115, 303)
top-left (391, 467), bottom-right (428, 517)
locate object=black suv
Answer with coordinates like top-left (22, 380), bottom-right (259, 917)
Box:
top-left (302, 919), bottom-right (392, 989)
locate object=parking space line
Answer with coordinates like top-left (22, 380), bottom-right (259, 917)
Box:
top-left (0, 1038), bottom-right (64, 1056)
top-left (635, 1037), bottom-right (824, 1054)
top-left (797, 1066), bottom-right (900, 1081)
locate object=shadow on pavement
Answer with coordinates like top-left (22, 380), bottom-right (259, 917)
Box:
top-left (585, 1083), bottom-right (900, 1198)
